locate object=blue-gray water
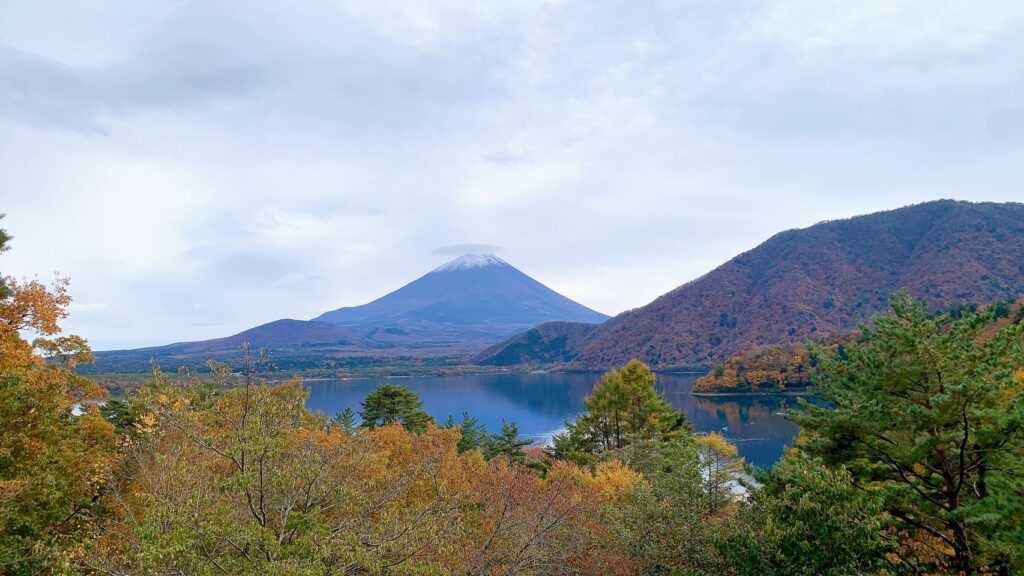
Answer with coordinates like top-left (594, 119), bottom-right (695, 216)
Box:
top-left (305, 372), bottom-right (804, 469)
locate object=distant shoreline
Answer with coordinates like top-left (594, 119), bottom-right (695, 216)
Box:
top-left (89, 365), bottom-right (715, 395)
top-left (690, 389), bottom-right (814, 397)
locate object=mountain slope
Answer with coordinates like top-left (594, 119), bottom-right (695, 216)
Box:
top-left (471, 321), bottom-right (602, 366)
top-left (315, 254), bottom-right (609, 345)
top-left (91, 254), bottom-right (609, 372)
top-left (103, 319), bottom-right (367, 355)
top-left (479, 200), bottom-right (1024, 370)
top-left (91, 319), bottom-right (369, 371)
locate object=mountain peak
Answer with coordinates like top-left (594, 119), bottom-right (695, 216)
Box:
top-left (564, 200), bottom-right (1024, 370)
top-left (314, 252), bottom-right (608, 344)
top-left (433, 253), bottom-right (509, 273)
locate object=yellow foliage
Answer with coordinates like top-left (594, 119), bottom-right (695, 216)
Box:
top-left (82, 374), bottom-right (642, 575)
top-left (0, 271), bottom-right (118, 573)
top-left (0, 276), bottom-right (72, 335)
top-left (587, 460), bottom-right (645, 502)
top-left (696, 432), bottom-right (739, 459)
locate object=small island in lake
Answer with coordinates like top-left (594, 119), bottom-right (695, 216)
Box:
top-left (693, 342), bottom-right (817, 394)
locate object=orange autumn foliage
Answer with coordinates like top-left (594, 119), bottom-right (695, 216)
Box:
top-left (1, 267), bottom-right (117, 572)
top-left (695, 342), bottom-right (819, 393)
top-left (84, 368), bottom-right (645, 575)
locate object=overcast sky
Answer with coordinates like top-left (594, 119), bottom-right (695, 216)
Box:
top-left (2, 0), bottom-right (1023, 350)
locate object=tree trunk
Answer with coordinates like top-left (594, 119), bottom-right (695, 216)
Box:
top-left (950, 520), bottom-right (974, 575)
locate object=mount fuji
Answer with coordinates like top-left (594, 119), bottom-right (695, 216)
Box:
top-left (315, 254), bottom-right (609, 347)
top-left (90, 254), bottom-right (608, 372)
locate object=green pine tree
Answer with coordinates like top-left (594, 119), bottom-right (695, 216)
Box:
top-left (100, 398), bottom-right (144, 435)
top-left (720, 454), bottom-right (896, 576)
top-left (485, 421), bottom-right (531, 464)
top-left (359, 384), bottom-right (432, 432)
top-left (563, 360), bottom-right (687, 453)
top-left (445, 411), bottom-right (487, 453)
top-left (332, 407), bottom-right (359, 435)
top-left (795, 291), bottom-right (1024, 574)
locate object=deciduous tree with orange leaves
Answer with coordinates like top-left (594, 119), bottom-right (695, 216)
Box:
top-left (0, 218), bottom-right (118, 574)
top-left (82, 351), bottom-right (643, 575)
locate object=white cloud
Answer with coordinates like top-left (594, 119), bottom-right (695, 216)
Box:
top-left (745, 0), bottom-right (1024, 54)
top-left (432, 244), bottom-right (504, 256)
top-left (1, 0), bottom-right (1023, 349)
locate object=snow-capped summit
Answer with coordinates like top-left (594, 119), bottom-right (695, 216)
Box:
top-left (314, 253), bottom-right (609, 347)
top-left (433, 253), bottom-right (509, 272)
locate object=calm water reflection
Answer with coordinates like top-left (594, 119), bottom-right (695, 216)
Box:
top-left (305, 372), bottom-right (805, 469)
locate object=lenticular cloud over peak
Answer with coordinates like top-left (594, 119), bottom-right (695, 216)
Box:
top-left (431, 244), bottom-right (505, 257)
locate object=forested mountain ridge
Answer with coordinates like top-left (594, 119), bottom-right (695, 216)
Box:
top-left (478, 200), bottom-right (1024, 370)
top-left (470, 321), bottom-right (602, 366)
top-left (694, 297), bottom-right (1024, 393)
top-left (574, 200), bottom-right (1024, 369)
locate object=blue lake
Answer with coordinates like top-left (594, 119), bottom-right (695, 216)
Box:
top-left (305, 372), bottom-right (805, 469)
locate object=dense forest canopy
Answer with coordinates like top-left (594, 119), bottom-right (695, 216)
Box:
top-left (695, 297), bottom-right (1024, 394)
top-left (694, 342), bottom-right (817, 393)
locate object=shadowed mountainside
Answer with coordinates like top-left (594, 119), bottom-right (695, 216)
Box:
top-left (471, 321), bottom-right (602, 366)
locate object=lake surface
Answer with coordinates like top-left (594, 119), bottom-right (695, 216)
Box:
top-left (305, 372), bottom-right (805, 469)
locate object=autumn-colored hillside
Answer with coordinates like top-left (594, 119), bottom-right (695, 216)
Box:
top-left (692, 342), bottom-right (818, 394)
top-left (696, 293), bottom-right (1024, 394)
top-left (484, 200), bottom-right (1024, 371)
